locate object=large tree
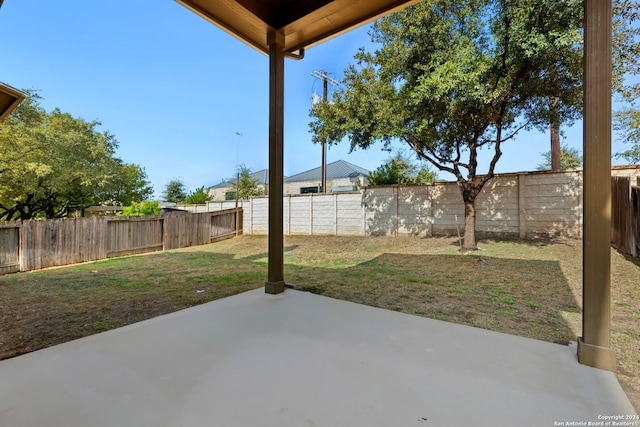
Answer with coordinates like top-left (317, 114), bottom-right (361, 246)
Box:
top-left (612, 1), bottom-right (640, 164)
top-left (536, 2), bottom-right (583, 171)
top-left (311, 0), bottom-right (581, 249)
top-left (0, 92), bottom-right (153, 220)
top-left (543, 0), bottom-right (640, 168)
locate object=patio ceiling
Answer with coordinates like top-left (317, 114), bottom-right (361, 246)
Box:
top-left (0, 82), bottom-right (25, 120)
top-left (175, 0), bottom-right (419, 54)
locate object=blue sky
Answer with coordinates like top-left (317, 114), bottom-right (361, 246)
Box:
top-left (0, 1), bottom-right (630, 197)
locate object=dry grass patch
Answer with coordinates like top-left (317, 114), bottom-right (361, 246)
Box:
top-left (0, 234), bottom-right (638, 410)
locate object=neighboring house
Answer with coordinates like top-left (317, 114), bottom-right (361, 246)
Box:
top-left (208, 169), bottom-right (270, 201)
top-left (207, 161), bottom-right (369, 200)
top-left (284, 160), bottom-right (369, 195)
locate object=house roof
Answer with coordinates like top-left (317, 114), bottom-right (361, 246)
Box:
top-left (284, 160), bottom-right (369, 183)
top-left (211, 169), bottom-right (270, 189)
top-left (175, 0), bottom-right (419, 56)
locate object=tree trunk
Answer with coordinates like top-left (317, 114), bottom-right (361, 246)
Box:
top-left (45, 204), bottom-right (55, 219)
top-left (550, 96), bottom-right (561, 171)
top-left (462, 199), bottom-right (478, 250)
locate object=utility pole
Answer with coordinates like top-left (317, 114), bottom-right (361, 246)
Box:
top-left (235, 131), bottom-right (242, 236)
top-left (311, 70), bottom-right (338, 193)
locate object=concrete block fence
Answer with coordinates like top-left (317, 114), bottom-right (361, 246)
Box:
top-left (179, 166), bottom-right (640, 239)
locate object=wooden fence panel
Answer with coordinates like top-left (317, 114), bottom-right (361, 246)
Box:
top-left (633, 178), bottom-right (639, 256)
top-left (163, 212), bottom-right (202, 250)
top-left (20, 217), bottom-right (107, 271)
top-left (0, 210), bottom-right (243, 275)
top-left (0, 222), bottom-right (21, 275)
top-left (611, 176), bottom-right (635, 256)
top-left (190, 212), bottom-right (214, 247)
top-left (163, 212), bottom-right (189, 250)
top-left (106, 216), bottom-right (163, 258)
top-left (211, 209), bottom-right (239, 242)
top-left (164, 209), bottom-right (239, 249)
top-left (21, 220), bottom-right (47, 271)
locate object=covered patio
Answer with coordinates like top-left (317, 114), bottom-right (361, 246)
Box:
top-left (0, 0), bottom-right (633, 424)
top-left (174, 0), bottom-right (618, 371)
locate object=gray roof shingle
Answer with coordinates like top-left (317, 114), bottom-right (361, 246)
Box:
top-left (284, 160), bottom-right (369, 183)
top-left (211, 169), bottom-right (270, 189)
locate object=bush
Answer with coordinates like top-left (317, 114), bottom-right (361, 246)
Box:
top-left (117, 201), bottom-right (160, 217)
top-left (184, 186), bottom-right (210, 204)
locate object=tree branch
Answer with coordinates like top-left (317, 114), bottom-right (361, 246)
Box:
top-left (404, 135), bottom-right (460, 179)
top-left (484, 124), bottom-right (503, 184)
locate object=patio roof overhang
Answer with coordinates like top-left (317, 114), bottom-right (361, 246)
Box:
top-left (0, 82), bottom-right (25, 120)
top-left (174, 0), bottom-right (419, 55)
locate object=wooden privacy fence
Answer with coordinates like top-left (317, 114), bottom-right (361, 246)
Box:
top-left (0, 221), bottom-right (21, 275)
top-left (0, 208), bottom-right (241, 275)
top-left (611, 176), bottom-right (639, 257)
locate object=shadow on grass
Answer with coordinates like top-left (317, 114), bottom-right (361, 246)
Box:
top-left (445, 235), bottom-right (580, 251)
top-left (289, 253), bottom-right (579, 346)
top-left (0, 248), bottom-right (579, 361)
top-left (241, 244), bottom-right (299, 263)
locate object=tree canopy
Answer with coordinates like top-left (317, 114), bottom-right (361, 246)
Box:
top-left (368, 151), bottom-right (437, 186)
top-left (310, 0), bottom-right (583, 249)
top-left (537, 144), bottom-right (583, 170)
top-left (0, 92), bottom-right (153, 220)
top-left (162, 179), bottom-right (187, 204)
top-left (614, 109), bottom-right (640, 163)
top-left (230, 165), bottom-right (264, 200)
top-left (184, 186), bottom-right (211, 204)
top-left (612, 0), bottom-right (640, 164)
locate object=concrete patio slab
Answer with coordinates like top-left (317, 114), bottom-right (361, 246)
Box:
top-left (0, 288), bottom-right (636, 427)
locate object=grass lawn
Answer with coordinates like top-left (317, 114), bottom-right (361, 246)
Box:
top-left (0, 235), bottom-right (638, 410)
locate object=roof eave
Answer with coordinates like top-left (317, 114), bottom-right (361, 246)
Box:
top-left (0, 82), bottom-right (26, 121)
top-left (174, 0), bottom-right (420, 55)
top-left (175, 0), bottom-right (271, 55)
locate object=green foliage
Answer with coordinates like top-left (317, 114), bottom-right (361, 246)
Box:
top-left (0, 91), bottom-right (154, 220)
top-left (310, 0), bottom-right (583, 249)
top-left (614, 108), bottom-right (640, 163)
top-left (368, 151), bottom-right (437, 185)
top-left (537, 145), bottom-right (583, 170)
top-left (118, 201), bottom-right (160, 217)
top-left (162, 179), bottom-right (187, 203)
top-left (613, 1), bottom-right (640, 163)
top-left (231, 165), bottom-right (264, 199)
top-left (613, 0), bottom-right (640, 100)
top-left (184, 186), bottom-right (211, 204)
top-left (93, 161), bottom-right (154, 206)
